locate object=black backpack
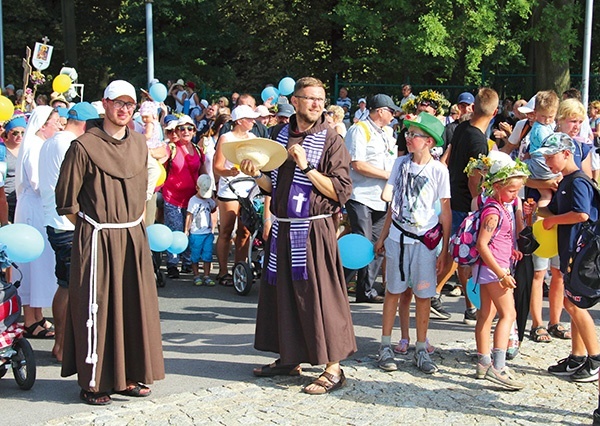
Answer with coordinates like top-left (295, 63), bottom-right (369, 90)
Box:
top-left (563, 171), bottom-right (600, 309)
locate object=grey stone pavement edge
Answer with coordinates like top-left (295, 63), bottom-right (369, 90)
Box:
top-left (1, 264), bottom-right (599, 425)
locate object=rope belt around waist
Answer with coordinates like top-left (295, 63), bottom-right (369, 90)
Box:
top-left (271, 213), bottom-right (332, 223)
top-left (77, 211), bottom-right (144, 388)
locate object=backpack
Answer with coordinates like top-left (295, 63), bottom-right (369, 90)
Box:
top-left (563, 171), bottom-right (600, 309)
top-left (449, 200), bottom-right (503, 266)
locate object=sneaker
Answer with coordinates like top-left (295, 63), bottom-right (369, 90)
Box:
top-left (181, 265), bottom-right (193, 273)
top-left (413, 349), bottom-right (438, 374)
top-left (203, 276), bottom-right (216, 287)
top-left (484, 365), bottom-right (524, 390)
top-left (377, 346), bottom-right (398, 371)
top-left (506, 347), bottom-right (519, 360)
top-left (430, 295), bottom-right (451, 320)
top-left (393, 338), bottom-right (409, 355)
top-left (193, 276), bottom-right (204, 286)
top-left (571, 357), bottom-right (600, 383)
top-left (548, 355), bottom-right (587, 376)
top-left (448, 286), bottom-right (462, 297)
top-left (167, 266), bottom-right (180, 279)
top-left (476, 362), bottom-right (491, 379)
top-left (593, 409), bottom-right (600, 426)
top-left (463, 309), bottom-right (477, 326)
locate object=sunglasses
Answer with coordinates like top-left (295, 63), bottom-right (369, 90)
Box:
top-left (178, 125), bottom-right (195, 132)
top-left (10, 130), bottom-right (24, 136)
top-left (419, 100), bottom-right (438, 109)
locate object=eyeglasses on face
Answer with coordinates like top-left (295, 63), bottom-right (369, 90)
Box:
top-left (10, 130), bottom-right (24, 136)
top-left (108, 99), bottom-right (137, 111)
top-left (406, 131), bottom-right (430, 140)
top-left (177, 125), bottom-right (195, 132)
top-left (295, 95), bottom-right (325, 104)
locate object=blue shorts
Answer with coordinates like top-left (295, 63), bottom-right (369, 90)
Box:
top-left (189, 233), bottom-right (214, 263)
top-left (451, 210), bottom-right (468, 236)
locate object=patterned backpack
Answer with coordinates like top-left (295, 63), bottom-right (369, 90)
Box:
top-left (449, 201), bottom-right (503, 266)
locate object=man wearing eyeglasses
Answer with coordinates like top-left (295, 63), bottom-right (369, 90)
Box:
top-left (56, 80), bottom-right (164, 405)
top-left (344, 94), bottom-right (400, 303)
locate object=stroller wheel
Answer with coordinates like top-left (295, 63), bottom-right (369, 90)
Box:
top-left (0, 363), bottom-right (7, 379)
top-left (11, 338), bottom-right (36, 390)
top-left (233, 262), bottom-right (253, 296)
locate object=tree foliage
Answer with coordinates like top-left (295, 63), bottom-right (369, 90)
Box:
top-left (1, 0), bottom-right (599, 101)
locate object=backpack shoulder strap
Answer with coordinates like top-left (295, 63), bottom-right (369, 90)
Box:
top-left (355, 121), bottom-right (371, 143)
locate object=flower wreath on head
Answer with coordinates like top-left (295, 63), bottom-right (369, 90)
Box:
top-left (465, 154), bottom-right (530, 195)
top-left (415, 90), bottom-right (450, 116)
top-left (402, 98), bottom-right (417, 115)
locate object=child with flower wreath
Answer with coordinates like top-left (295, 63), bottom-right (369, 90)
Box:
top-left (466, 151), bottom-right (530, 390)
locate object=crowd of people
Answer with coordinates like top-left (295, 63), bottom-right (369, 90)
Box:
top-left (1, 77), bottom-right (599, 422)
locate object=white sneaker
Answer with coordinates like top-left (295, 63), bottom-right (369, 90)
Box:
top-left (484, 365), bottom-right (524, 390)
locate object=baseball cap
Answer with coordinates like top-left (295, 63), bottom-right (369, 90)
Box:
top-left (518, 96), bottom-right (536, 114)
top-left (103, 80), bottom-right (137, 103)
top-left (255, 105), bottom-right (272, 117)
top-left (91, 101), bottom-right (105, 116)
top-left (457, 92), bottom-right (475, 105)
top-left (4, 114), bottom-right (26, 132)
top-left (200, 99), bottom-right (209, 108)
top-left (276, 104), bottom-right (295, 118)
top-left (55, 107), bottom-right (69, 118)
top-left (231, 104), bottom-right (260, 121)
top-left (534, 132), bottom-right (576, 156)
top-left (196, 174), bottom-right (213, 198)
top-left (68, 102), bottom-right (100, 122)
top-left (404, 112), bottom-right (445, 147)
top-left (358, 98), bottom-right (367, 104)
top-left (369, 94), bottom-right (401, 112)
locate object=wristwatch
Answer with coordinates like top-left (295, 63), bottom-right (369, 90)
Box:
top-left (301, 163), bottom-right (315, 174)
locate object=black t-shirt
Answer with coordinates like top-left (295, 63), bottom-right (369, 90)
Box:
top-left (448, 121), bottom-right (489, 212)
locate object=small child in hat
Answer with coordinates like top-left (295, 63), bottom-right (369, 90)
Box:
top-left (185, 174), bottom-right (217, 286)
top-left (374, 112), bottom-right (451, 375)
top-left (139, 101), bottom-right (166, 159)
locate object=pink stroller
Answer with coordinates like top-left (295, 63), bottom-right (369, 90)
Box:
top-left (0, 255), bottom-right (36, 390)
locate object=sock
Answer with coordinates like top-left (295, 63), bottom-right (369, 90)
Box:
top-left (571, 354), bottom-right (587, 363)
top-left (415, 341), bottom-right (427, 353)
top-left (477, 353), bottom-right (492, 366)
top-left (381, 335), bottom-right (392, 347)
top-left (492, 348), bottom-right (506, 370)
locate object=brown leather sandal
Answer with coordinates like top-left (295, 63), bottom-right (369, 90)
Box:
top-left (303, 370), bottom-right (346, 395)
top-left (253, 359), bottom-right (302, 377)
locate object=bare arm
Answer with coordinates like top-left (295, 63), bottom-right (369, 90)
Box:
top-left (351, 160), bottom-right (390, 180)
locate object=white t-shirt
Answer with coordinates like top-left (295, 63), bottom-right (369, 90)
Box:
top-left (345, 118), bottom-right (397, 211)
top-left (39, 130), bottom-right (76, 230)
top-left (387, 156), bottom-right (450, 243)
top-left (507, 119), bottom-right (531, 160)
top-left (187, 195), bottom-right (216, 234)
top-left (354, 108), bottom-right (369, 122)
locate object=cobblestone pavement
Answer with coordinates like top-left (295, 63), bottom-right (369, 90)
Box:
top-left (43, 331), bottom-right (597, 425)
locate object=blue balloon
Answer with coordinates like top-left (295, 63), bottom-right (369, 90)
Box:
top-left (466, 277), bottom-right (481, 309)
top-left (167, 231), bottom-right (188, 254)
top-left (147, 224), bottom-right (173, 252)
top-left (0, 224), bottom-right (44, 263)
top-left (338, 234), bottom-right (375, 270)
top-left (261, 86), bottom-right (279, 103)
top-left (149, 83), bottom-right (167, 103)
top-left (278, 77), bottom-right (295, 96)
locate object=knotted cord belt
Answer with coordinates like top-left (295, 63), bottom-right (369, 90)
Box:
top-left (77, 211), bottom-right (144, 388)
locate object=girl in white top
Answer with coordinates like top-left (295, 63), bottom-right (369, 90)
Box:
top-left (212, 105), bottom-right (259, 285)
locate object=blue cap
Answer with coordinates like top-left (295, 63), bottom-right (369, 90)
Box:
top-left (4, 115), bottom-right (26, 132)
top-left (55, 107), bottom-right (69, 118)
top-left (457, 92), bottom-right (475, 105)
top-left (67, 102), bottom-right (99, 121)
top-left (164, 114), bottom-right (177, 124)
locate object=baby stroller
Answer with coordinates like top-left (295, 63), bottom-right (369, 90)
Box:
top-left (228, 177), bottom-right (265, 295)
top-left (0, 250), bottom-right (36, 390)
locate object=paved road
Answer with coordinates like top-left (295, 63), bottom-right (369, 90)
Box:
top-left (1, 270), bottom-right (598, 425)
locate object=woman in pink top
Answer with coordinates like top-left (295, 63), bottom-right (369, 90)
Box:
top-left (162, 115), bottom-right (205, 278)
top-left (468, 152), bottom-right (529, 390)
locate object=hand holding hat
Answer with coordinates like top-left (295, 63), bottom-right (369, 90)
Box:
top-left (221, 137), bottom-right (288, 172)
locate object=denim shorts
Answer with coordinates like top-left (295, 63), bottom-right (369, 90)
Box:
top-left (46, 226), bottom-right (74, 288)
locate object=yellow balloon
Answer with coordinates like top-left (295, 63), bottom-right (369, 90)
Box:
top-left (0, 95), bottom-right (14, 121)
top-left (156, 163), bottom-right (167, 187)
top-left (52, 74), bottom-right (72, 93)
top-left (532, 220), bottom-right (558, 258)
